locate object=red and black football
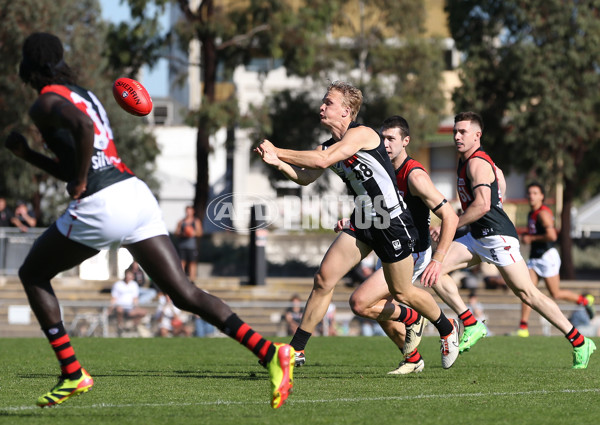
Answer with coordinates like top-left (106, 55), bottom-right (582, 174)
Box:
top-left (112, 77), bottom-right (153, 116)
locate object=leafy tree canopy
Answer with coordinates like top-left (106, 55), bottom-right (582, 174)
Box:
top-left (446, 0), bottom-right (600, 277)
top-left (245, 0), bottom-right (446, 187)
top-left (447, 0), bottom-right (600, 200)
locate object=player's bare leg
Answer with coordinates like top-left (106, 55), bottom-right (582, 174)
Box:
top-left (301, 232), bottom-right (367, 332)
top-left (350, 268), bottom-right (398, 322)
top-left (499, 261), bottom-right (573, 333)
top-left (383, 258), bottom-right (459, 368)
top-left (436, 241), bottom-right (488, 352)
top-left (18, 224), bottom-right (99, 407)
top-left (127, 235), bottom-right (295, 408)
top-left (350, 266), bottom-right (428, 373)
top-left (289, 232), bottom-right (368, 365)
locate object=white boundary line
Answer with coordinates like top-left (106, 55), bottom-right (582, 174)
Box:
top-left (2, 388), bottom-right (599, 412)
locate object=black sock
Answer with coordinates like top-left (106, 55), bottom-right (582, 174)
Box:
top-left (290, 327), bottom-right (312, 351)
top-left (432, 311), bottom-right (453, 337)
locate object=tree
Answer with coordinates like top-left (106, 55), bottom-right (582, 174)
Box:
top-left (171, 0), bottom-right (340, 222)
top-left (0, 0), bottom-right (160, 225)
top-left (246, 0), bottom-right (446, 188)
top-left (446, 0), bottom-right (600, 278)
top-left (117, 1), bottom-right (446, 223)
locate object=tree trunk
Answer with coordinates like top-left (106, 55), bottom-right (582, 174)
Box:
top-left (193, 1), bottom-right (216, 223)
top-left (195, 127), bottom-right (210, 223)
top-left (559, 177), bottom-right (575, 279)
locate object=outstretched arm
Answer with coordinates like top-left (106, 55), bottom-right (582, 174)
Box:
top-left (261, 126), bottom-right (379, 170)
top-left (254, 141), bottom-right (324, 186)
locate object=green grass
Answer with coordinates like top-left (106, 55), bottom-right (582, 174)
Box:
top-left (0, 336), bottom-right (598, 425)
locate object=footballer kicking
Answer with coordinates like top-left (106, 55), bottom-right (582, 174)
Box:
top-left (6, 32), bottom-right (293, 409)
top-left (255, 82), bottom-right (460, 371)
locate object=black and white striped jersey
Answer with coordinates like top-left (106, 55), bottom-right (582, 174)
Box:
top-left (321, 122), bottom-right (409, 222)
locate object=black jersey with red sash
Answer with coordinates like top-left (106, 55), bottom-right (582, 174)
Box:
top-left (528, 205), bottom-right (555, 258)
top-left (396, 157), bottom-right (430, 252)
top-left (457, 148), bottom-right (517, 239)
top-left (40, 84), bottom-right (134, 198)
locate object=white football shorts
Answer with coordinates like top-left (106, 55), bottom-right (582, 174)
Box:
top-left (527, 247), bottom-right (561, 278)
top-left (411, 246), bottom-right (432, 283)
top-left (455, 233), bottom-right (523, 267)
top-left (375, 246), bottom-right (432, 283)
top-left (56, 177), bottom-right (168, 250)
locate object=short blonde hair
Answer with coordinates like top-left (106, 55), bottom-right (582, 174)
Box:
top-left (327, 81), bottom-right (363, 121)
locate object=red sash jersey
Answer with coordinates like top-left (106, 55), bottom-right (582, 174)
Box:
top-left (40, 84), bottom-right (134, 198)
top-left (395, 157), bottom-right (431, 252)
top-left (456, 148), bottom-right (518, 239)
top-left (528, 205), bottom-right (555, 258)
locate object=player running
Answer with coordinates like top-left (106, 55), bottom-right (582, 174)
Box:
top-left (6, 32), bottom-right (293, 409)
top-left (429, 111), bottom-right (595, 369)
top-left (514, 182), bottom-right (595, 337)
top-left (346, 115), bottom-right (459, 374)
top-left (255, 82), bottom-right (460, 371)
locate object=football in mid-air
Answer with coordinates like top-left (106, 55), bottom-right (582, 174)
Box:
top-left (112, 77), bottom-right (153, 116)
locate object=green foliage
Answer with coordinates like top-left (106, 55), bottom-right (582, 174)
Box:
top-left (106, 1), bottom-right (446, 220)
top-left (244, 89), bottom-right (332, 191)
top-left (245, 0), bottom-right (445, 192)
top-left (185, 97), bottom-right (240, 137)
top-left (447, 0), bottom-right (600, 199)
top-left (104, 0), bottom-right (171, 79)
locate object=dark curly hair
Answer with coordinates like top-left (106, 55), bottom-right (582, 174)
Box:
top-left (19, 32), bottom-right (77, 90)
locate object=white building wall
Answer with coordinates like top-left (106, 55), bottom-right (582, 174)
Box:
top-left (152, 125), bottom-right (228, 232)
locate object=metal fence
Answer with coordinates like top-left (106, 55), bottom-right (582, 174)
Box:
top-left (0, 227), bottom-right (46, 275)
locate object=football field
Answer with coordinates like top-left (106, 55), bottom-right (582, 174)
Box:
top-left (0, 336), bottom-right (598, 425)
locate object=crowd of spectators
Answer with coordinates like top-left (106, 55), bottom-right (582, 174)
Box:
top-left (0, 196), bottom-right (37, 231)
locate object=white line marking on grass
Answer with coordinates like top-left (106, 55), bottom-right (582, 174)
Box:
top-left (2, 388), bottom-right (599, 412)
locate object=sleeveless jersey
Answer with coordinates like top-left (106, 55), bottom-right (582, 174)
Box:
top-left (457, 148), bottom-right (517, 239)
top-left (40, 84), bottom-right (134, 197)
top-left (396, 157), bottom-right (430, 252)
top-left (322, 122), bottom-right (411, 225)
top-left (528, 205), bottom-right (555, 258)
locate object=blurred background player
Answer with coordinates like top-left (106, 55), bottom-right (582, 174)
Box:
top-left (175, 205), bottom-right (203, 280)
top-left (515, 182), bottom-right (594, 337)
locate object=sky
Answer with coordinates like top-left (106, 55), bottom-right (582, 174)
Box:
top-left (99, 0), bottom-right (169, 98)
